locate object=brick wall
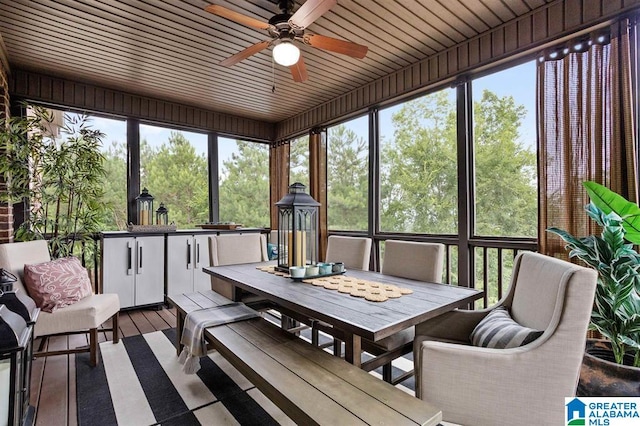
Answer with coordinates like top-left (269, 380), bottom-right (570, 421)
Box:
top-left (0, 51), bottom-right (13, 244)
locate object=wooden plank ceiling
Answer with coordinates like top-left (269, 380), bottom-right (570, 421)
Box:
top-left (0, 0), bottom-right (551, 124)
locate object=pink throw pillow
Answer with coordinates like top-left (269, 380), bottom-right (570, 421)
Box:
top-left (23, 256), bottom-right (93, 313)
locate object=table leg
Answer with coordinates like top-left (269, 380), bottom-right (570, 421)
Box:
top-left (176, 310), bottom-right (185, 356)
top-left (343, 333), bottom-right (362, 368)
top-left (232, 286), bottom-right (243, 302)
top-left (281, 315), bottom-right (299, 333)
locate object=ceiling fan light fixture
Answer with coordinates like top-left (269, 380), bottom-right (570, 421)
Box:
top-left (273, 40), bottom-right (300, 66)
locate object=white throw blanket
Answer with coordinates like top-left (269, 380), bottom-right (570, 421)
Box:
top-left (178, 302), bottom-right (259, 374)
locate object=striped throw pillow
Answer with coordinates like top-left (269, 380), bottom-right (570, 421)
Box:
top-left (470, 306), bottom-right (543, 349)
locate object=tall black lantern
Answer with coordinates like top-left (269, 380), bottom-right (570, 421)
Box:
top-left (0, 270), bottom-right (39, 426)
top-left (0, 305), bottom-right (37, 426)
top-left (136, 188), bottom-right (154, 225)
top-left (275, 182), bottom-right (320, 272)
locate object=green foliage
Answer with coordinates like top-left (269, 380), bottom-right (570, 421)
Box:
top-left (290, 136), bottom-right (309, 187)
top-left (101, 134), bottom-right (270, 230)
top-left (219, 141), bottom-right (270, 228)
top-left (377, 89), bottom-right (536, 236)
top-left (584, 181), bottom-right (640, 244)
top-left (327, 89), bottom-right (535, 304)
top-left (380, 91), bottom-right (459, 233)
top-left (327, 125), bottom-right (368, 230)
top-left (473, 91), bottom-right (537, 237)
top-left (100, 141), bottom-right (128, 230)
top-left (141, 132), bottom-right (209, 228)
top-left (474, 248), bottom-right (518, 308)
top-left (548, 201), bottom-right (640, 367)
top-left (0, 106), bottom-right (107, 258)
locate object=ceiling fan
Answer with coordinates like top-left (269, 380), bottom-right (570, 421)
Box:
top-left (205, 0), bottom-right (368, 82)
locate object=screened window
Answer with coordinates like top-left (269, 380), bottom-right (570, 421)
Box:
top-left (471, 61), bottom-right (538, 238)
top-left (327, 116), bottom-right (369, 231)
top-left (289, 135), bottom-right (309, 188)
top-left (93, 115), bottom-right (128, 230)
top-left (379, 88), bottom-right (458, 234)
top-left (139, 124), bottom-right (209, 228)
top-left (218, 137), bottom-right (270, 228)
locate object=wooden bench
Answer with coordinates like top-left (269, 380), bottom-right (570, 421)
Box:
top-left (168, 290), bottom-right (442, 426)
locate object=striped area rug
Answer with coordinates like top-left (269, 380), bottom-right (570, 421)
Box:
top-left (76, 327), bottom-right (416, 426)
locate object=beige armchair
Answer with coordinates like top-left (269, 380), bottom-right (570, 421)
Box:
top-left (208, 233), bottom-right (269, 300)
top-left (0, 240), bottom-right (120, 366)
top-left (324, 235), bottom-right (372, 270)
top-left (413, 251), bottom-right (597, 425)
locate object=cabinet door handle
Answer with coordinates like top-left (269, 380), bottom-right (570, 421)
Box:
top-left (187, 240), bottom-right (192, 269)
top-left (196, 242), bottom-right (201, 269)
top-left (127, 241), bottom-right (133, 275)
top-left (137, 240), bottom-right (143, 274)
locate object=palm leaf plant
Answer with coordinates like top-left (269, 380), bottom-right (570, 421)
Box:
top-left (547, 182), bottom-right (640, 367)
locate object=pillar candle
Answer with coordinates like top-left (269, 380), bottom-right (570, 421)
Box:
top-left (287, 231), bottom-right (307, 267)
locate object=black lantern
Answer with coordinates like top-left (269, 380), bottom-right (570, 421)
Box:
top-left (0, 303), bottom-right (38, 426)
top-left (0, 269), bottom-right (16, 294)
top-left (156, 203), bottom-right (169, 225)
top-left (275, 182), bottom-right (320, 272)
top-left (0, 270), bottom-right (37, 324)
top-left (136, 188), bottom-right (154, 226)
top-left (0, 270), bottom-right (38, 426)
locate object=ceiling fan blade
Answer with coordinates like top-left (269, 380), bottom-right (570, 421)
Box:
top-left (289, 0), bottom-right (337, 30)
top-left (304, 34), bottom-right (368, 59)
top-left (220, 40), bottom-right (270, 67)
top-left (289, 56), bottom-right (308, 82)
top-left (205, 5), bottom-right (273, 31)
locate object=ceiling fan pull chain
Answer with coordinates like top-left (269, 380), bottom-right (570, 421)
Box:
top-left (272, 55), bottom-right (276, 93)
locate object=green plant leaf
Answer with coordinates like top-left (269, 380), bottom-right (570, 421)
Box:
top-left (584, 181), bottom-right (640, 244)
top-left (619, 336), bottom-right (640, 350)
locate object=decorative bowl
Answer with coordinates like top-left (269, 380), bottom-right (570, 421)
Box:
top-left (289, 266), bottom-right (306, 278)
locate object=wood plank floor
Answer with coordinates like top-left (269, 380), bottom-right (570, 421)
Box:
top-left (29, 306), bottom-right (178, 426)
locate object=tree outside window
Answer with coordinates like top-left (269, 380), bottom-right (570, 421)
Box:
top-left (218, 138), bottom-right (270, 228)
top-left (379, 88), bottom-right (458, 234)
top-left (289, 135), bottom-right (309, 188)
top-left (327, 116), bottom-right (369, 231)
top-left (140, 126), bottom-right (209, 228)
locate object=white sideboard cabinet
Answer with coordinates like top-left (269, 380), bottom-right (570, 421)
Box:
top-left (166, 234), bottom-right (211, 297)
top-left (101, 229), bottom-right (267, 308)
top-left (101, 233), bottom-right (165, 309)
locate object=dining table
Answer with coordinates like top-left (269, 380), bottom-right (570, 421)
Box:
top-left (203, 262), bottom-right (483, 367)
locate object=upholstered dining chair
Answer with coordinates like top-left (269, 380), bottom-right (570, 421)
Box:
top-left (208, 233), bottom-right (269, 301)
top-left (0, 240), bottom-right (120, 366)
top-left (269, 230), bottom-right (279, 245)
top-left (267, 229), bottom-right (281, 260)
top-left (319, 239), bottom-right (445, 384)
top-left (413, 251), bottom-right (597, 425)
top-left (324, 235), bottom-right (372, 271)
top-left (360, 240), bottom-right (445, 383)
top-left (308, 236), bottom-right (373, 347)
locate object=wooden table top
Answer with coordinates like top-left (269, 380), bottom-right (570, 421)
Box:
top-left (203, 263), bottom-right (482, 343)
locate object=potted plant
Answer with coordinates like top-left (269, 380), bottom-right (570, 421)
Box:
top-left (547, 181), bottom-right (640, 395)
top-left (0, 105), bottom-right (106, 261)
